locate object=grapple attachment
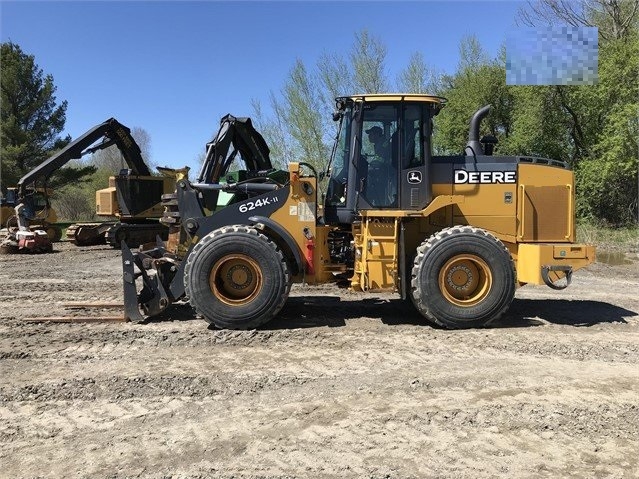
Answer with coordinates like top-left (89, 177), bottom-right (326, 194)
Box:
top-left (122, 238), bottom-right (177, 322)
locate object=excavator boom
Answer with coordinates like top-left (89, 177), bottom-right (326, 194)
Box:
top-left (17, 118), bottom-right (150, 199)
top-left (3, 118), bottom-right (155, 253)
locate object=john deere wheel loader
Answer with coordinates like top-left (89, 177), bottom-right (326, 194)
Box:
top-left (122, 95), bottom-right (595, 329)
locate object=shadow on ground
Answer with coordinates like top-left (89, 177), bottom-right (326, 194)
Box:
top-left (268, 296), bottom-right (637, 330)
top-left (500, 298), bottom-right (636, 328)
top-left (144, 294), bottom-right (637, 330)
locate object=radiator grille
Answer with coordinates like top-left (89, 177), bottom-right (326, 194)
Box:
top-left (520, 185), bottom-right (569, 241)
top-left (96, 191), bottom-right (115, 215)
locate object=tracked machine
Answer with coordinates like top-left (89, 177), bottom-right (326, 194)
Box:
top-left (123, 96), bottom-right (595, 329)
top-left (1, 118), bottom-right (176, 253)
top-left (64, 118), bottom-right (178, 247)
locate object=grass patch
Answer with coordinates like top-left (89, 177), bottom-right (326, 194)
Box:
top-left (577, 222), bottom-right (639, 252)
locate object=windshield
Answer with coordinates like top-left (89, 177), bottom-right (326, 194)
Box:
top-left (325, 107), bottom-right (352, 206)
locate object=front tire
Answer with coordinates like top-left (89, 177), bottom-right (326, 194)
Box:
top-left (183, 225), bottom-right (291, 329)
top-left (411, 226), bottom-right (515, 329)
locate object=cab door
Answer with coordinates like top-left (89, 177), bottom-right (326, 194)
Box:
top-left (399, 103), bottom-right (433, 210)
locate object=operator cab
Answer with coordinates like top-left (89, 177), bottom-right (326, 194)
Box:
top-left (2, 188), bottom-right (17, 207)
top-left (324, 94), bottom-right (446, 225)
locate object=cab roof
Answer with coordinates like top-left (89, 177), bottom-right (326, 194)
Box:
top-left (338, 93), bottom-right (447, 104)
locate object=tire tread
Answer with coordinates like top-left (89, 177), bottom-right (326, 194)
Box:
top-left (183, 225), bottom-right (291, 329)
top-left (410, 225), bottom-right (515, 328)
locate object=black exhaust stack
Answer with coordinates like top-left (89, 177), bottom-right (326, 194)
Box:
top-left (465, 105), bottom-right (491, 156)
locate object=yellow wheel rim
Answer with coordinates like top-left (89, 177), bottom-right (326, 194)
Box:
top-left (439, 254), bottom-right (492, 307)
top-left (210, 254), bottom-right (263, 305)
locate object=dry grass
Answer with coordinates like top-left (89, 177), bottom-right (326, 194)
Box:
top-left (577, 222), bottom-right (639, 252)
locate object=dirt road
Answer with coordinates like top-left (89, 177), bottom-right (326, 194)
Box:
top-left (1, 243), bottom-right (637, 478)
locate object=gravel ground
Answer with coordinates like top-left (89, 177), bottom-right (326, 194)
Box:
top-left (0, 242), bottom-right (637, 478)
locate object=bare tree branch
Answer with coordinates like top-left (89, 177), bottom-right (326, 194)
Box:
top-left (516, 0), bottom-right (639, 41)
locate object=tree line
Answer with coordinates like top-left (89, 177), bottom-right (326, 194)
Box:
top-left (253, 0), bottom-right (638, 226)
top-left (0, 42), bottom-right (153, 221)
top-left (1, 0), bottom-right (637, 225)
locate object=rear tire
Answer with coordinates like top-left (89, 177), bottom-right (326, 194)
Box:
top-left (183, 225), bottom-right (291, 329)
top-left (411, 226), bottom-right (515, 329)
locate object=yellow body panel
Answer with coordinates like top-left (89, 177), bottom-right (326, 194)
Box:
top-left (320, 163), bottom-right (595, 291)
top-left (351, 217), bottom-right (399, 292)
top-left (96, 187), bottom-right (117, 216)
top-left (268, 164), bottom-right (320, 282)
top-left (453, 182), bottom-right (518, 238)
top-left (517, 164), bottom-right (575, 242)
top-left (517, 243), bottom-right (596, 285)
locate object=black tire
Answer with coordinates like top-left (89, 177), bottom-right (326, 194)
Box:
top-left (0, 240), bottom-right (19, 255)
top-left (46, 225), bottom-right (62, 242)
top-left (183, 225), bottom-right (291, 329)
top-left (411, 225), bottom-right (515, 329)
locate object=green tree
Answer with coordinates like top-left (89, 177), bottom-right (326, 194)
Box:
top-left (350, 30), bottom-right (389, 94)
top-left (0, 42), bottom-right (94, 191)
top-left (495, 84), bottom-right (575, 163)
top-left (281, 60), bottom-right (330, 170)
top-left (89, 126), bottom-right (153, 173)
top-left (434, 38), bottom-right (514, 155)
top-left (253, 29), bottom-right (393, 171)
top-left (517, 0), bottom-right (639, 41)
top-left (574, 34), bottom-right (639, 224)
top-left (396, 52), bottom-right (441, 94)
top-left (317, 51), bottom-right (354, 105)
top-left (250, 96), bottom-right (293, 170)
top-left (516, 0), bottom-right (639, 224)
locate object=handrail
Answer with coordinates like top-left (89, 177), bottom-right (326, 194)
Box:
top-left (518, 184), bottom-right (526, 240)
top-left (565, 184), bottom-right (573, 240)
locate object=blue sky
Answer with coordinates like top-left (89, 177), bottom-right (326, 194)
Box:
top-left (1, 1), bottom-right (521, 173)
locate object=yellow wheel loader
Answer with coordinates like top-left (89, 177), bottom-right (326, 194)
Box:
top-left (122, 96), bottom-right (595, 329)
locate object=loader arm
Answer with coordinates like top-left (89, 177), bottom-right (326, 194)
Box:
top-left (123, 113), bottom-right (284, 322)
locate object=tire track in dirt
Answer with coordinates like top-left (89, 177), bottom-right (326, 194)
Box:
top-left (2, 318), bottom-right (638, 364)
top-left (1, 243), bottom-right (638, 478)
top-left (1, 391), bottom-right (636, 478)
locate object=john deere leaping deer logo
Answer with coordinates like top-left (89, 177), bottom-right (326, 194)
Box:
top-left (407, 171), bottom-right (422, 184)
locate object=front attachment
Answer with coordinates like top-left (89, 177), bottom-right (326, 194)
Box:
top-left (0, 229), bottom-right (52, 254)
top-left (122, 239), bottom-right (172, 322)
